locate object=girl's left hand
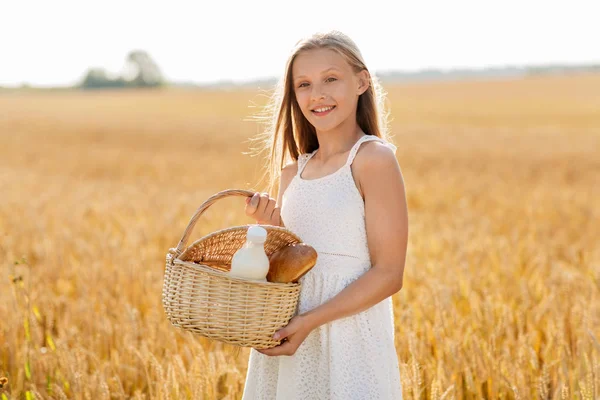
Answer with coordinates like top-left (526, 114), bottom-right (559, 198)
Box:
top-left (255, 315), bottom-right (314, 356)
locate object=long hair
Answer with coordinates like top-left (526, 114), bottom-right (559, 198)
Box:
top-left (248, 30), bottom-right (392, 194)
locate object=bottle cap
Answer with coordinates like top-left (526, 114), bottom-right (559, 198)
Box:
top-left (246, 225), bottom-right (267, 243)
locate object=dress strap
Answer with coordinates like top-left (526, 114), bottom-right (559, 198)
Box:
top-left (345, 135), bottom-right (397, 166)
top-left (297, 151), bottom-right (317, 177)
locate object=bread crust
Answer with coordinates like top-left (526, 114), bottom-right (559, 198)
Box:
top-left (267, 243), bottom-right (318, 283)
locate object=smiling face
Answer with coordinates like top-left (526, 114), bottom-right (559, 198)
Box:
top-left (292, 48), bottom-right (369, 134)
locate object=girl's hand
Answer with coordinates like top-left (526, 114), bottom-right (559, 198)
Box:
top-left (255, 315), bottom-right (314, 356)
top-left (245, 192), bottom-right (282, 226)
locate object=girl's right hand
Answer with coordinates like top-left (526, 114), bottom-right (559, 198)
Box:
top-left (245, 192), bottom-right (282, 226)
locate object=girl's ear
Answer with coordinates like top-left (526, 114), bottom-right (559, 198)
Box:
top-left (357, 70), bottom-right (370, 95)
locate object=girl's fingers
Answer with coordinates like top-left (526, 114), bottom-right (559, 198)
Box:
top-left (245, 193), bottom-right (260, 216)
top-left (270, 207), bottom-right (281, 226)
top-left (263, 198), bottom-right (276, 221)
top-left (252, 193), bottom-right (261, 208)
top-left (259, 193), bottom-right (270, 215)
top-left (246, 192), bottom-right (279, 224)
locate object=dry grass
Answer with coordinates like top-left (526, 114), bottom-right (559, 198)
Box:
top-left (1, 73), bottom-right (599, 399)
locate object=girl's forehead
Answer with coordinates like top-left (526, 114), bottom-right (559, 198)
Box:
top-left (292, 48), bottom-right (350, 76)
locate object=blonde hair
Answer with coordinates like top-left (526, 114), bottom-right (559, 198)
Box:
top-left (249, 30), bottom-right (391, 194)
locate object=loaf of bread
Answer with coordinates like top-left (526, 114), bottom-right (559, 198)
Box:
top-left (266, 243), bottom-right (318, 283)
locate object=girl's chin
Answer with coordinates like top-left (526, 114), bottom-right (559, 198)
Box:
top-left (310, 122), bottom-right (340, 133)
top-left (307, 116), bottom-right (340, 130)
top-left (309, 114), bottom-right (346, 129)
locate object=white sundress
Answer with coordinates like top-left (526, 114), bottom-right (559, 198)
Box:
top-left (241, 135), bottom-right (404, 400)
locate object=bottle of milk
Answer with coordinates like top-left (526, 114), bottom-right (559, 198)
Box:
top-left (229, 225), bottom-right (270, 282)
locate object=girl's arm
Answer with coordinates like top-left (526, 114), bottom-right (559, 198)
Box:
top-left (245, 162), bottom-right (297, 227)
top-left (299, 143), bottom-right (408, 330)
top-left (276, 162), bottom-right (298, 227)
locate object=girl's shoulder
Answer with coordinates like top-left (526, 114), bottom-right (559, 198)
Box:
top-left (353, 139), bottom-right (397, 166)
top-left (280, 160), bottom-right (299, 188)
top-left (351, 139), bottom-right (400, 183)
top-left (278, 161), bottom-right (298, 202)
top-left (351, 139), bottom-right (404, 201)
top-left (281, 160), bottom-right (298, 176)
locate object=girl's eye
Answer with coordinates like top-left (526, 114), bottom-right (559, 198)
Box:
top-left (298, 82), bottom-right (309, 88)
top-left (326, 77), bottom-right (337, 83)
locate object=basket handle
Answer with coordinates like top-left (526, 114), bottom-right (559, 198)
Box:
top-left (171, 188), bottom-right (259, 258)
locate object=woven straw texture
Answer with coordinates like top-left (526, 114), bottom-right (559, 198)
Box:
top-left (162, 189), bottom-right (303, 349)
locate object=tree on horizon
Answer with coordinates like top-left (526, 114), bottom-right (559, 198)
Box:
top-left (80, 50), bottom-right (164, 89)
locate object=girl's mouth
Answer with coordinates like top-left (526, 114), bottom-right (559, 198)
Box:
top-left (311, 105), bottom-right (336, 117)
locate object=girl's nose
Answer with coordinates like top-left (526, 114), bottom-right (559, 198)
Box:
top-left (311, 85), bottom-right (326, 101)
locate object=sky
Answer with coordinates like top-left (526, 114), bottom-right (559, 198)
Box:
top-left (1, 0), bottom-right (598, 87)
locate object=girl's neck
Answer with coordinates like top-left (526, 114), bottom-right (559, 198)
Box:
top-left (313, 122), bottom-right (366, 162)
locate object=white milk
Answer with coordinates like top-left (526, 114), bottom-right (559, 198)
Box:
top-left (229, 225), bottom-right (270, 282)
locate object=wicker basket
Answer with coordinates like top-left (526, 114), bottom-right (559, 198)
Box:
top-left (162, 189), bottom-right (303, 349)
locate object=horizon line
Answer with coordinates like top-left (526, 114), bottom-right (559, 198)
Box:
top-left (1, 61), bottom-right (599, 89)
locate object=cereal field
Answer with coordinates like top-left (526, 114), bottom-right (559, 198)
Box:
top-left (1, 73), bottom-right (599, 399)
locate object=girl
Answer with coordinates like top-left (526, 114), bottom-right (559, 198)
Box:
top-left (242, 30), bottom-right (408, 400)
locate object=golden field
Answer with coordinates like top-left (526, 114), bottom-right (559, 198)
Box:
top-left (1, 73), bottom-right (599, 399)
